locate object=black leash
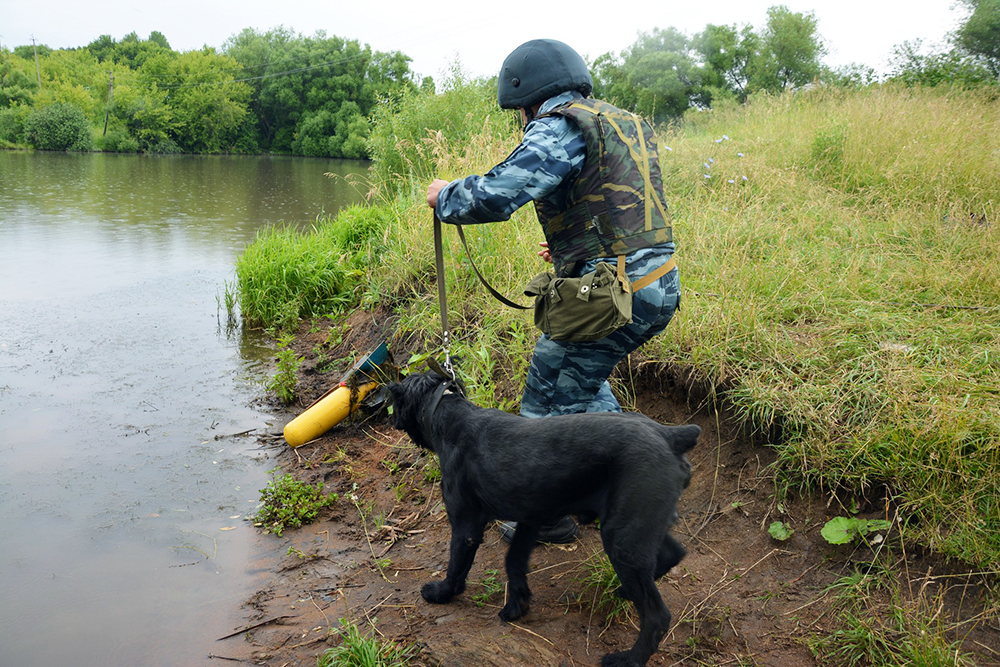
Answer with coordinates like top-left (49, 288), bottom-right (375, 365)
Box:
top-left (432, 212), bottom-right (455, 379)
top-left (452, 222), bottom-right (530, 311)
top-left (433, 212), bottom-right (531, 379)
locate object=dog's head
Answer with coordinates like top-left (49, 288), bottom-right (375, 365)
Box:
top-left (388, 371), bottom-right (459, 451)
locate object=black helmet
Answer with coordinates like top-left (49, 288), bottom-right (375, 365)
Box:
top-left (497, 39), bottom-right (593, 110)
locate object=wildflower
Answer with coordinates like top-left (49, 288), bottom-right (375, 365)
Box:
top-left (703, 162), bottom-right (711, 170)
top-left (737, 152), bottom-right (744, 157)
top-left (742, 175), bottom-right (748, 181)
top-left (664, 146), bottom-right (673, 151)
top-left (709, 158), bottom-right (715, 163)
top-left (728, 179), bottom-right (735, 184)
top-left (715, 138), bottom-right (723, 143)
top-left (704, 174), bottom-right (712, 179)
top-left (723, 134), bottom-right (730, 140)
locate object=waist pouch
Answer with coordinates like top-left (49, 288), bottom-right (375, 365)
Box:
top-left (523, 261), bottom-right (632, 342)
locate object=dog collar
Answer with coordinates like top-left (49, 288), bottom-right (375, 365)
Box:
top-left (420, 379), bottom-right (454, 439)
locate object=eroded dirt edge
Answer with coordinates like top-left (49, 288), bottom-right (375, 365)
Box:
top-left (215, 311), bottom-right (999, 667)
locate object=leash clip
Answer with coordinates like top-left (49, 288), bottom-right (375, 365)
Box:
top-left (441, 330), bottom-right (455, 381)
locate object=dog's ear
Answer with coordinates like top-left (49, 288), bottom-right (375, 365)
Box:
top-left (669, 424), bottom-right (701, 455)
top-left (386, 382), bottom-right (408, 431)
top-left (387, 373), bottom-right (435, 449)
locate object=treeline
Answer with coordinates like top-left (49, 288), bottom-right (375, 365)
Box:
top-left (590, 3), bottom-right (1000, 124)
top-left (0, 27), bottom-right (423, 156)
top-left (1, 2), bottom-right (997, 156)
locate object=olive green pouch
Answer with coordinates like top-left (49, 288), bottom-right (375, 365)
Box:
top-left (523, 261), bottom-right (632, 342)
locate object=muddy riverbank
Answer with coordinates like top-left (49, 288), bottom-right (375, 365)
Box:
top-left (220, 311), bottom-right (1000, 667)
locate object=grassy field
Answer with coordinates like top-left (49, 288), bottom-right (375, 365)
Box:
top-left (234, 81), bottom-right (1000, 573)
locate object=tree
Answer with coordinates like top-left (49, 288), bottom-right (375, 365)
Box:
top-left (0, 58), bottom-right (38, 107)
top-left (888, 39), bottom-right (996, 88)
top-left (752, 5), bottom-right (825, 93)
top-left (957, 0), bottom-right (1000, 77)
top-left (110, 32), bottom-right (171, 70)
top-left (593, 6), bottom-right (826, 120)
top-left (110, 83), bottom-right (178, 151)
top-left (693, 24), bottom-right (758, 102)
top-left (87, 35), bottom-right (116, 63)
top-left (14, 44), bottom-right (52, 60)
top-left (141, 49), bottom-right (252, 153)
top-left (148, 31), bottom-right (171, 51)
top-left (593, 28), bottom-right (703, 123)
top-left (223, 27), bottom-right (416, 157)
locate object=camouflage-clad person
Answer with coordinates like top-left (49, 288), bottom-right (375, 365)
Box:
top-left (426, 39), bottom-right (681, 543)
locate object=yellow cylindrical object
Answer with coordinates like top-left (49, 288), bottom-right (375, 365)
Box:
top-left (283, 381), bottom-right (380, 447)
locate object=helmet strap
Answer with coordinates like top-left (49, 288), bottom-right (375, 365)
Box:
top-left (521, 107), bottom-right (534, 130)
top-left (521, 104), bottom-right (540, 130)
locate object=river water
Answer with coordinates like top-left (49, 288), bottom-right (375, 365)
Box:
top-left (0, 152), bottom-right (368, 666)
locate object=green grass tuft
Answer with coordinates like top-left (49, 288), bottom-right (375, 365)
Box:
top-left (231, 204), bottom-right (391, 332)
top-left (253, 473), bottom-right (338, 537)
top-left (579, 551), bottom-right (633, 624)
top-left (317, 619), bottom-right (415, 667)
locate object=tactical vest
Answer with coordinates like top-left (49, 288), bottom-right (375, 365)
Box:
top-left (534, 99), bottom-right (673, 276)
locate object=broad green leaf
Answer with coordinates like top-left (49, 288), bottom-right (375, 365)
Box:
top-left (768, 521), bottom-right (794, 541)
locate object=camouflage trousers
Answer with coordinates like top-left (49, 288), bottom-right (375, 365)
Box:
top-left (520, 247), bottom-right (681, 418)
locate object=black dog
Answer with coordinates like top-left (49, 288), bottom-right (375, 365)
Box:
top-left (388, 371), bottom-right (700, 667)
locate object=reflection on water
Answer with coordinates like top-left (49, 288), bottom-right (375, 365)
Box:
top-left (0, 151), bottom-right (368, 667)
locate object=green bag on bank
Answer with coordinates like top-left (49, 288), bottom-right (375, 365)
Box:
top-left (523, 261), bottom-right (632, 342)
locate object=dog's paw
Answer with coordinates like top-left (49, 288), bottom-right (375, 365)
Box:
top-left (498, 598), bottom-right (529, 622)
top-left (600, 651), bottom-right (641, 667)
top-left (421, 581), bottom-right (455, 604)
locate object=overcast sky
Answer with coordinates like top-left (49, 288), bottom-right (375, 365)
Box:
top-left (3, 0), bottom-right (967, 80)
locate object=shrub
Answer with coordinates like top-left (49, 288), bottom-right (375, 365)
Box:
top-left (0, 106), bottom-right (29, 145)
top-left (23, 102), bottom-right (94, 151)
top-left (97, 129), bottom-right (140, 153)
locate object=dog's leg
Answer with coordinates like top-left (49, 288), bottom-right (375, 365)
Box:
top-left (598, 523), bottom-right (672, 667)
top-left (600, 562), bottom-right (671, 667)
top-left (421, 521), bottom-right (485, 604)
top-left (654, 532), bottom-right (686, 580)
top-left (498, 523), bottom-right (539, 622)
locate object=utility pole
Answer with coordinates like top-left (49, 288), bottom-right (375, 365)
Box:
top-left (32, 35), bottom-right (41, 87)
top-left (103, 70), bottom-right (114, 136)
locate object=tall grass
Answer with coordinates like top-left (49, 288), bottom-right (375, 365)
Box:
top-left (648, 85), bottom-right (1000, 566)
top-left (236, 79), bottom-right (1000, 570)
top-left (230, 204), bottom-right (391, 331)
top-left (366, 64), bottom-right (519, 193)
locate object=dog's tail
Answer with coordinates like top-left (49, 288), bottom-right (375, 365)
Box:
top-left (664, 423), bottom-right (701, 455)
